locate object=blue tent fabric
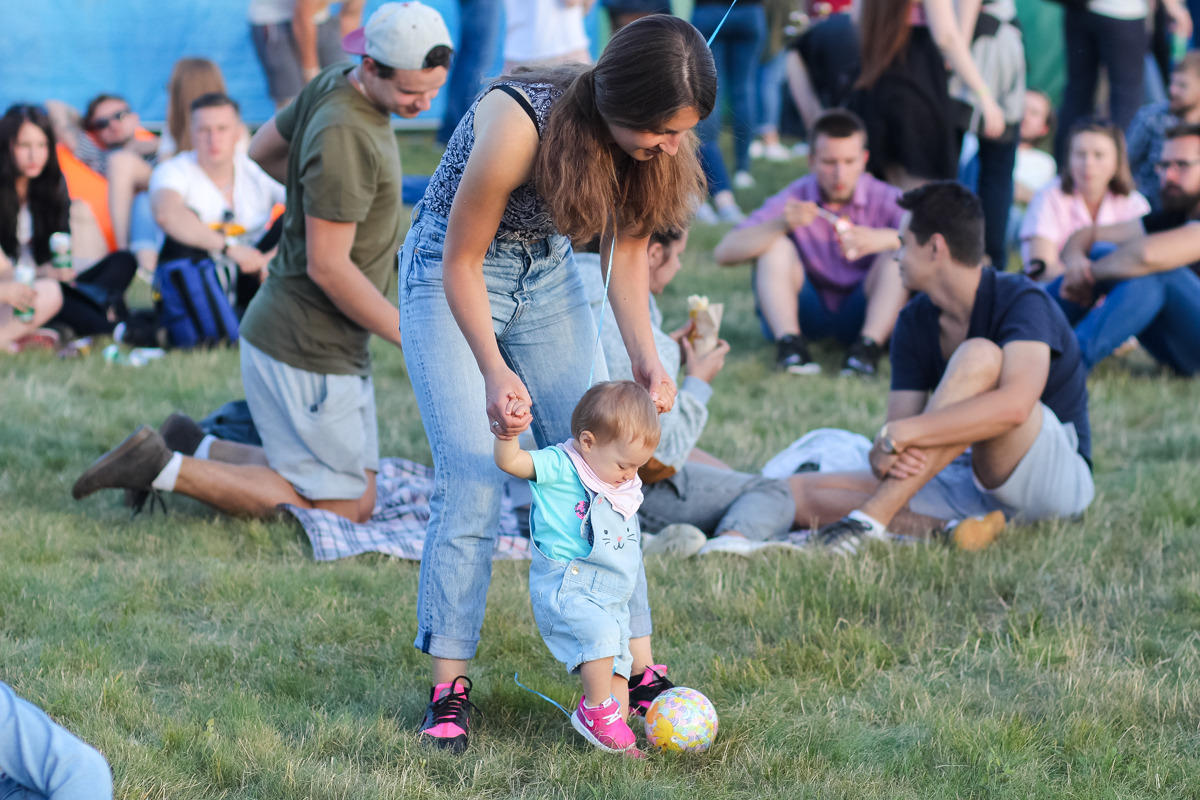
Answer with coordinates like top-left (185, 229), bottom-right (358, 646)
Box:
top-left (0, 0), bottom-right (603, 126)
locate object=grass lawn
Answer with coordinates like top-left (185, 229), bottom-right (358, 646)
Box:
top-left (4, 135), bottom-right (1200, 799)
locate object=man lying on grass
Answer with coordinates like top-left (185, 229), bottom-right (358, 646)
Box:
top-left (791, 181), bottom-right (1095, 555)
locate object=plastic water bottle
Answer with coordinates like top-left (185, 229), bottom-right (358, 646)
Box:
top-left (103, 344), bottom-right (166, 367)
top-left (13, 256), bottom-right (36, 323)
top-left (50, 231), bottom-right (72, 274)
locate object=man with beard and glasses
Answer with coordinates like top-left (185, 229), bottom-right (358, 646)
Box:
top-left (1052, 123), bottom-right (1200, 375)
top-left (1127, 52), bottom-right (1200, 212)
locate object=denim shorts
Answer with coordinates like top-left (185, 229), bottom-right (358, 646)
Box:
top-left (241, 339), bottom-right (379, 501)
top-left (909, 404), bottom-right (1095, 523)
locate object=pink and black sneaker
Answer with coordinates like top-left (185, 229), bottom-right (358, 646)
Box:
top-left (419, 675), bottom-right (477, 754)
top-left (570, 695), bottom-right (643, 757)
top-left (627, 664), bottom-right (674, 717)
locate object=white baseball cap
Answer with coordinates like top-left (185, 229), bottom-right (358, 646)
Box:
top-left (342, 2), bottom-right (453, 71)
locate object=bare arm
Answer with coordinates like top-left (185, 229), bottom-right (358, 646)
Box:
top-left (43, 100), bottom-right (81, 152)
top-left (152, 189), bottom-right (226, 252)
top-left (604, 228), bottom-right (676, 411)
top-left (293, 0), bottom-right (321, 81)
top-left (889, 340), bottom-right (1050, 450)
top-left (1092, 223), bottom-right (1200, 281)
top-left (1024, 236), bottom-right (1063, 279)
top-left (306, 215), bottom-right (402, 347)
top-left (1060, 218), bottom-right (1149, 264)
top-left (956, 0), bottom-right (983, 44)
top-left (494, 436), bottom-right (536, 479)
top-left (248, 118), bottom-right (290, 183)
top-left (926, 0), bottom-right (1005, 137)
top-left (444, 90), bottom-right (541, 436)
top-left (784, 50), bottom-right (824, 132)
top-left (338, 0), bottom-right (366, 37)
top-left (713, 215), bottom-right (789, 265)
top-left (153, 189), bottom-right (268, 274)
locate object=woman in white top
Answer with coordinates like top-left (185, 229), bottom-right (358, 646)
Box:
top-left (1021, 119), bottom-right (1150, 281)
top-left (0, 106), bottom-right (64, 350)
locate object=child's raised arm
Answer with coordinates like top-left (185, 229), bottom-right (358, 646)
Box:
top-left (493, 402), bottom-right (536, 479)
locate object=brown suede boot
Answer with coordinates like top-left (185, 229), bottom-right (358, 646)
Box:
top-left (73, 426), bottom-right (172, 501)
top-left (123, 413), bottom-right (206, 510)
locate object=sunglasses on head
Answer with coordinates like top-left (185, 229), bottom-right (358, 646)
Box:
top-left (88, 108), bottom-right (131, 131)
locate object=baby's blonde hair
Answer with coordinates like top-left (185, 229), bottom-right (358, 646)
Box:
top-left (571, 381), bottom-right (661, 448)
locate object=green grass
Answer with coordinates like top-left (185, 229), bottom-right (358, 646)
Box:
top-left (4, 134), bottom-right (1200, 799)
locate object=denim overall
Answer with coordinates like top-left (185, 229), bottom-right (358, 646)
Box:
top-left (528, 488), bottom-right (642, 678)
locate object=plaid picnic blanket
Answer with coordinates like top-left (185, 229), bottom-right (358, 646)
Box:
top-left (285, 458), bottom-right (530, 562)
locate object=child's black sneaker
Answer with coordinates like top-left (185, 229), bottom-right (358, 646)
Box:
top-left (628, 664), bottom-right (674, 717)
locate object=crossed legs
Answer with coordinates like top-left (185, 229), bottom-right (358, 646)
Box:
top-left (790, 339), bottom-right (1043, 534)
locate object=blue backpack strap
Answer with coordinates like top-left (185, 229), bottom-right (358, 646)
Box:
top-left (154, 258), bottom-right (202, 349)
top-left (198, 261), bottom-right (240, 344)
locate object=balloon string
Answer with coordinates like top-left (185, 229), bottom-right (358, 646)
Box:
top-left (514, 672), bottom-right (573, 718)
top-left (707, 0), bottom-right (738, 47)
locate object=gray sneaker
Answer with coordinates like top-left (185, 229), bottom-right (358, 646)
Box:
top-left (642, 523), bottom-right (707, 557)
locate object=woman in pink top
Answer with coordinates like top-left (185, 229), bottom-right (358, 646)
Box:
top-left (1020, 120), bottom-right (1149, 281)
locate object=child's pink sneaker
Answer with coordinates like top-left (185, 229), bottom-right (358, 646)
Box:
top-left (571, 695), bottom-right (644, 757)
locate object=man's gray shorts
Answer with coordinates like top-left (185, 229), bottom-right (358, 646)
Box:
top-left (241, 339), bottom-right (379, 501)
top-left (909, 404), bottom-right (1095, 523)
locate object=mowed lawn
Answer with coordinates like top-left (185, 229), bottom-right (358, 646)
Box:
top-left (3, 136), bottom-right (1200, 799)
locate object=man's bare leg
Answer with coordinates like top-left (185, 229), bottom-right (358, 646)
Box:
top-left (858, 339), bottom-right (1042, 528)
top-left (172, 458), bottom-right (376, 522)
top-left (755, 237), bottom-right (805, 338)
top-left (860, 254), bottom-right (907, 345)
top-left (788, 470), bottom-right (945, 534)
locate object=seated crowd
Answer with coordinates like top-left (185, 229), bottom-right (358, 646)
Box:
top-left (10, 0), bottom-right (1200, 783)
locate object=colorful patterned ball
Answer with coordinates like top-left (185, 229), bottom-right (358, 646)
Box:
top-left (644, 687), bottom-right (718, 752)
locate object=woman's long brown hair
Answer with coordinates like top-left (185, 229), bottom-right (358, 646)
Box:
top-left (855, 0), bottom-right (916, 90)
top-left (166, 58), bottom-right (227, 152)
top-left (515, 15), bottom-right (716, 241)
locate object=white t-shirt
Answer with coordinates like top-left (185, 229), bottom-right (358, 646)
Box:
top-left (1013, 147), bottom-right (1058, 199)
top-left (1088, 0), bottom-right (1147, 20)
top-left (149, 150), bottom-right (286, 245)
top-left (502, 0), bottom-right (590, 62)
top-left (247, 0), bottom-right (332, 25)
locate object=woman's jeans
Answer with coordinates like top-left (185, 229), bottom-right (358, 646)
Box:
top-left (1055, 7), bottom-right (1147, 162)
top-left (399, 205), bottom-right (651, 661)
top-left (693, 4), bottom-right (767, 182)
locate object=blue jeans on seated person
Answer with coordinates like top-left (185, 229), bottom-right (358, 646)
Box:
top-left (756, 280), bottom-right (867, 345)
top-left (400, 203), bottom-right (652, 662)
top-left (1047, 243), bottom-right (1200, 375)
top-left (0, 681), bottom-right (112, 800)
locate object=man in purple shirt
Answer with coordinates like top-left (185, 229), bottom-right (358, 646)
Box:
top-left (714, 109), bottom-right (907, 376)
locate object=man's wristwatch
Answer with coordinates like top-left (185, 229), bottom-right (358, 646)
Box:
top-left (877, 423), bottom-right (898, 455)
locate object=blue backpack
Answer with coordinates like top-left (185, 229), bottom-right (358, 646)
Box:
top-left (153, 258), bottom-right (240, 349)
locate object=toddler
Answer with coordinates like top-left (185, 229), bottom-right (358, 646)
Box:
top-left (494, 380), bottom-right (660, 756)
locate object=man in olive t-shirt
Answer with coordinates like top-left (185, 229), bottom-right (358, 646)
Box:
top-left (71, 3), bottom-right (452, 523)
